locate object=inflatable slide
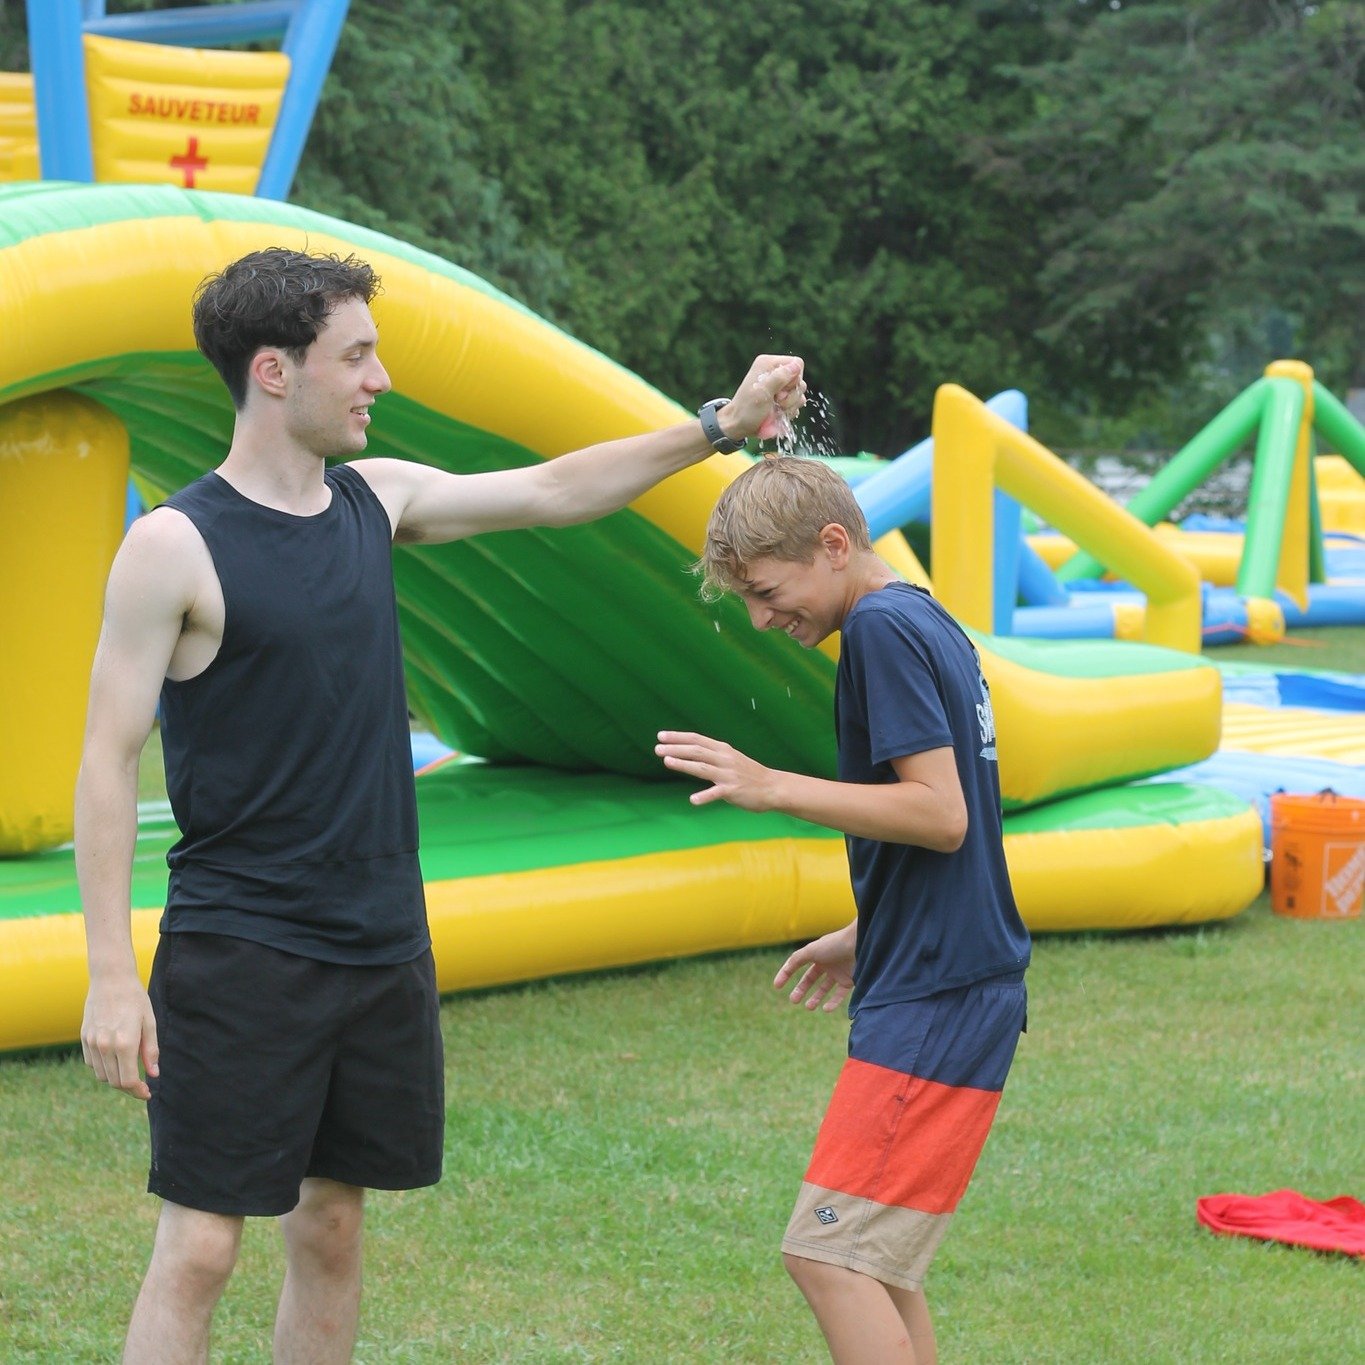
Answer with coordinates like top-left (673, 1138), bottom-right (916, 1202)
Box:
top-left (0, 184), bottom-right (1264, 1051)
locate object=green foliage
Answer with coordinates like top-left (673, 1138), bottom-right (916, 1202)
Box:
top-left (291, 0), bottom-right (568, 318)
top-left (985, 0), bottom-right (1365, 414)
top-left (0, 4), bottom-right (27, 68)
top-left (446, 0), bottom-right (1057, 454)
top-left (3, 0), bottom-right (1361, 450)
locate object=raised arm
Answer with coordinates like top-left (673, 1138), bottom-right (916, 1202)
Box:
top-left (77, 511), bottom-right (203, 1100)
top-left (352, 354), bottom-right (805, 544)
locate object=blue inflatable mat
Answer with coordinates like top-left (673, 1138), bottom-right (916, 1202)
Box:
top-left (1144, 751), bottom-right (1365, 849)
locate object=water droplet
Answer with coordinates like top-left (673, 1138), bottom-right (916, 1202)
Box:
top-left (763, 386), bottom-right (845, 461)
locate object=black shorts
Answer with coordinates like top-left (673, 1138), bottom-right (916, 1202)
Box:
top-left (146, 932), bottom-right (444, 1217)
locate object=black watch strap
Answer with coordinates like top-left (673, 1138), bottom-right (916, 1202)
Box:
top-left (698, 398), bottom-right (744, 454)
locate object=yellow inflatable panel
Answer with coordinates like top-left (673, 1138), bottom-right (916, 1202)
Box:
top-left (1007, 805), bottom-right (1265, 934)
top-left (1221, 702), bottom-right (1365, 765)
top-left (0, 72), bottom-right (38, 181)
top-left (1318, 454), bottom-right (1365, 535)
top-left (0, 806), bottom-right (1262, 1054)
top-left (980, 647), bottom-right (1221, 808)
top-left (425, 840), bottom-right (855, 993)
top-left (1262, 361), bottom-right (1313, 612)
top-left (84, 34), bottom-right (289, 193)
top-left (0, 393), bottom-right (129, 854)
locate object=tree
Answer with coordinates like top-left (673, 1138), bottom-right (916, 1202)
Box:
top-left (292, 0), bottom-right (567, 318)
top-left (981, 0), bottom-right (1365, 407)
top-left (449, 0), bottom-right (1058, 454)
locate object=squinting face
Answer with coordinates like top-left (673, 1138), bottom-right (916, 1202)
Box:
top-left (736, 552), bottom-right (847, 648)
top-left (281, 295), bottom-right (392, 457)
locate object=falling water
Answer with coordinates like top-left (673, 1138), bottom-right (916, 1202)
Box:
top-left (763, 388), bottom-right (845, 460)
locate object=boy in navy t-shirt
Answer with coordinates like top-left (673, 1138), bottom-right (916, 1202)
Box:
top-left (656, 455), bottom-right (1029, 1365)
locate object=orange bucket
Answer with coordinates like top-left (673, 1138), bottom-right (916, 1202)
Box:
top-left (1269, 791), bottom-right (1365, 920)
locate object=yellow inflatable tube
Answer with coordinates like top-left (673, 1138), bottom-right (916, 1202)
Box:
top-left (0, 394), bottom-right (129, 853)
top-left (0, 806), bottom-right (1260, 1054)
top-left (930, 384), bottom-right (1203, 653)
top-left (1006, 805), bottom-right (1265, 933)
top-left (0, 209), bottom-right (823, 575)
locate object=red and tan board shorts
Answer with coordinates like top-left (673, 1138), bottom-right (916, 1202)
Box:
top-left (782, 972), bottom-right (1026, 1291)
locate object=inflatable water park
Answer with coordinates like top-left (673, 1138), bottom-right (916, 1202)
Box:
top-left (1, 2), bottom-right (1362, 1054)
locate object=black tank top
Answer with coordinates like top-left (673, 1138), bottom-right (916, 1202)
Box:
top-left (158, 465), bottom-right (428, 964)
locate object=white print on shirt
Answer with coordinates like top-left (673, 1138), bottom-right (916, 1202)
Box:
top-left (976, 671), bottom-right (998, 762)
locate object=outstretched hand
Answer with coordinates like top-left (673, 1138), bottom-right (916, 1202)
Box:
top-left (773, 923), bottom-right (857, 1013)
top-left (723, 355), bottom-right (807, 443)
top-left (655, 730), bottom-right (778, 810)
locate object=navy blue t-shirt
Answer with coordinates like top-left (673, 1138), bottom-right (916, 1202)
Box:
top-left (836, 583), bottom-right (1030, 1010)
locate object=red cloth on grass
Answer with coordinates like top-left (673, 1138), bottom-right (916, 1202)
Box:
top-left (1197, 1189), bottom-right (1365, 1257)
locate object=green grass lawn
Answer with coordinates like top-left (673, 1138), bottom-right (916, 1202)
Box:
top-left (0, 900), bottom-right (1361, 1363)
top-left (3, 631), bottom-right (1361, 1362)
top-left (1213, 622), bottom-right (1365, 673)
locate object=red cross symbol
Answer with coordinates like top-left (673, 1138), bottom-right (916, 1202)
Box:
top-left (169, 136), bottom-right (209, 188)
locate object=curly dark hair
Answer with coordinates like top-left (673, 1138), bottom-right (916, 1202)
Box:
top-left (192, 247), bottom-right (381, 409)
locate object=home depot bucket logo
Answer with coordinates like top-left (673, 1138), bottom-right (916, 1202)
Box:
top-left (1323, 842), bottom-right (1365, 917)
top-left (84, 34), bottom-right (289, 195)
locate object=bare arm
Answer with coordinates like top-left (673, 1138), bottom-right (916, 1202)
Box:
top-left (655, 735), bottom-right (966, 1017)
top-left (653, 733), bottom-right (969, 852)
top-left (77, 512), bottom-right (200, 1100)
top-left (352, 354), bottom-right (805, 544)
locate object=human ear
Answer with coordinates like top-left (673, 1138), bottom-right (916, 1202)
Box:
top-left (250, 347), bottom-right (288, 398)
top-left (818, 523), bottom-right (852, 566)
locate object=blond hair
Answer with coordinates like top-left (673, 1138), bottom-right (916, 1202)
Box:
top-left (696, 456), bottom-right (873, 601)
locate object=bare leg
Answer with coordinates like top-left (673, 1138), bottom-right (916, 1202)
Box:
top-left (124, 1202), bottom-right (243, 1364)
top-left (274, 1178), bottom-right (364, 1365)
top-left (784, 1253), bottom-right (921, 1364)
top-left (887, 1284), bottom-right (937, 1365)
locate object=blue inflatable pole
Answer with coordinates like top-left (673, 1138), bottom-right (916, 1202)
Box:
top-left (856, 390), bottom-right (1030, 539)
top-left (986, 391), bottom-right (1028, 634)
top-left (258, 0), bottom-right (351, 199)
top-left (853, 390), bottom-right (1030, 629)
top-left (27, 0), bottom-right (95, 182)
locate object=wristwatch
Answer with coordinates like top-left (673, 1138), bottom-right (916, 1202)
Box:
top-left (698, 398), bottom-right (745, 454)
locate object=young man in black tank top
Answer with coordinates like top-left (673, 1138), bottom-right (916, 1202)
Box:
top-left (75, 246), bottom-right (806, 1363)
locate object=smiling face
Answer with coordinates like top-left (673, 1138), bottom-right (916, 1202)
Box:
top-left (276, 296), bottom-right (392, 458)
top-left (735, 526), bottom-right (855, 648)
